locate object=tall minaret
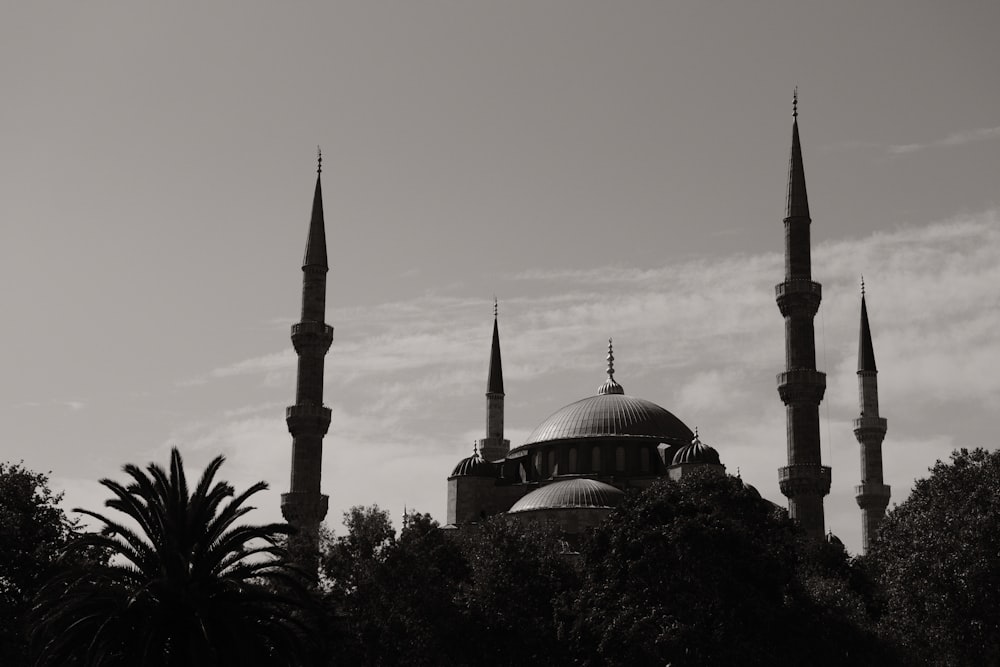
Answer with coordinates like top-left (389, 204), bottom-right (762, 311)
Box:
top-left (775, 91), bottom-right (830, 540)
top-left (478, 299), bottom-right (510, 461)
top-left (854, 281), bottom-right (890, 553)
top-left (281, 151), bottom-right (333, 567)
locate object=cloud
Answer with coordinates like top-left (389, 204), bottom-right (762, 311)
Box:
top-left (148, 210), bottom-right (999, 554)
top-left (888, 125), bottom-right (1000, 155)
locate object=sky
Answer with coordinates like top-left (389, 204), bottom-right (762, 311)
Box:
top-left (1, 1), bottom-right (998, 555)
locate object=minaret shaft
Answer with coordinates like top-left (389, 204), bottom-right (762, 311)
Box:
top-left (281, 167), bottom-right (333, 570)
top-left (854, 294), bottom-right (890, 553)
top-left (776, 99), bottom-right (830, 541)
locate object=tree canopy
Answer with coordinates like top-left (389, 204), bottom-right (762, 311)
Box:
top-left (867, 447), bottom-right (1000, 666)
top-left (0, 462), bottom-right (82, 666)
top-left (31, 448), bottom-right (316, 667)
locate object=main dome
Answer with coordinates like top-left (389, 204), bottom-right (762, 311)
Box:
top-left (519, 393), bottom-right (692, 447)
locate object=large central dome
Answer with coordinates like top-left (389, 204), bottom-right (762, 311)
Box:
top-left (518, 393), bottom-right (692, 448)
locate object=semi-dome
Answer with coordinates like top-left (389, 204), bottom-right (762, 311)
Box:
top-left (450, 453), bottom-right (496, 478)
top-left (508, 478), bottom-right (625, 513)
top-left (671, 432), bottom-right (721, 466)
top-left (519, 393), bottom-right (692, 448)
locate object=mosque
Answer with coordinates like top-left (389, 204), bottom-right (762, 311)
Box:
top-left (279, 96), bottom-right (893, 568)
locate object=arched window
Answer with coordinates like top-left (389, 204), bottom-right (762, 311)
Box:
top-left (615, 446), bottom-right (626, 472)
top-left (591, 446), bottom-right (602, 472)
top-left (640, 447), bottom-right (651, 473)
top-left (568, 447), bottom-right (578, 473)
top-left (548, 450), bottom-right (557, 477)
top-left (533, 452), bottom-right (542, 478)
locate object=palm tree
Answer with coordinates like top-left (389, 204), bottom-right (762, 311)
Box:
top-left (32, 448), bottom-right (316, 667)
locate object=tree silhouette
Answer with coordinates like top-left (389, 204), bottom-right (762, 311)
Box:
top-left (32, 448), bottom-right (315, 667)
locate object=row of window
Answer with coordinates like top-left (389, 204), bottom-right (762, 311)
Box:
top-left (530, 445), bottom-right (653, 478)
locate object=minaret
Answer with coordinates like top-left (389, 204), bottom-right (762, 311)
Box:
top-left (281, 150), bottom-right (333, 568)
top-left (854, 281), bottom-right (890, 553)
top-left (478, 299), bottom-right (510, 461)
top-left (775, 91), bottom-right (830, 540)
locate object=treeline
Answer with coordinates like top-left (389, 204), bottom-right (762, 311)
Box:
top-left (2, 449), bottom-right (999, 665)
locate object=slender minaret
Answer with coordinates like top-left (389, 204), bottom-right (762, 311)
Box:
top-left (281, 150), bottom-right (333, 568)
top-left (854, 281), bottom-right (890, 553)
top-left (478, 299), bottom-right (510, 461)
top-left (775, 91), bottom-right (830, 540)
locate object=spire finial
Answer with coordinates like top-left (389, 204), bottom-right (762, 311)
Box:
top-left (317, 146), bottom-right (322, 174)
top-left (606, 338), bottom-right (615, 379)
top-left (861, 275), bottom-right (866, 296)
top-left (494, 295), bottom-right (498, 319)
top-left (597, 338), bottom-right (624, 395)
top-left (793, 87), bottom-right (798, 118)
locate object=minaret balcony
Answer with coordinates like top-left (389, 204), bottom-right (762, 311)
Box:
top-left (776, 370), bottom-right (826, 405)
top-left (778, 464), bottom-right (832, 497)
top-left (855, 482), bottom-right (891, 506)
top-left (280, 491), bottom-right (330, 524)
top-left (286, 404), bottom-right (332, 436)
top-left (291, 322), bottom-right (334, 354)
top-left (775, 280), bottom-right (822, 317)
top-left (853, 416), bottom-right (888, 438)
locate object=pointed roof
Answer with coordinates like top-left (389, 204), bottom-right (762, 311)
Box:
top-left (785, 89), bottom-right (811, 222)
top-left (487, 303), bottom-right (504, 395)
top-left (303, 153), bottom-right (328, 269)
top-left (858, 291), bottom-right (877, 372)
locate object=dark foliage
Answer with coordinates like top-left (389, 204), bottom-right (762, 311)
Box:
top-left (0, 462), bottom-right (88, 666)
top-left (867, 447), bottom-right (1000, 666)
top-left (457, 517), bottom-right (579, 666)
top-left (566, 471), bottom-right (893, 666)
top-left (31, 448), bottom-right (317, 667)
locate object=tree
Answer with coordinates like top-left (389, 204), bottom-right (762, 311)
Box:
top-left (567, 471), bottom-right (891, 666)
top-left (321, 507), bottom-right (471, 666)
top-left (457, 517), bottom-right (578, 666)
top-left (867, 447), bottom-right (1000, 666)
top-left (31, 448), bottom-right (316, 667)
top-left (0, 462), bottom-right (82, 666)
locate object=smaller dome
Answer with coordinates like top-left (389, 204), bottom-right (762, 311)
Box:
top-left (450, 454), bottom-right (496, 478)
top-left (671, 432), bottom-right (721, 466)
top-left (509, 478), bottom-right (624, 513)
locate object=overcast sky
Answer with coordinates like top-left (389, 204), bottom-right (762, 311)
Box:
top-left (2, 2), bottom-right (998, 554)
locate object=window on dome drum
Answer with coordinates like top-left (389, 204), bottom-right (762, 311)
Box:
top-left (615, 447), bottom-right (626, 472)
top-left (548, 450), bottom-right (556, 477)
top-left (568, 447), bottom-right (578, 473)
top-left (640, 448), bottom-right (650, 473)
top-left (533, 452), bottom-right (542, 478)
top-left (591, 446), bottom-right (602, 472)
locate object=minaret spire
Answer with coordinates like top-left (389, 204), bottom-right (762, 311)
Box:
top-left (479, 300), bottom-right (509, 461)
top-left (775, 92), bottom-right (830, 540)
top-left (854, 285), bottom-right (890, 553)
top-left (281, 155), bottom-right (334, 574)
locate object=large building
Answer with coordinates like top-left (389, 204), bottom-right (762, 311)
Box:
top-left (280, 98), bottom-right (890, 558)
top-left (442, 96), bottom-right (887, 543)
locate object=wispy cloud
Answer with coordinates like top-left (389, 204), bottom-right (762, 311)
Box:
top-left (889, 125), bottom-right (1000, 155)
top-left (128, 210), bottom-right (1000, 553)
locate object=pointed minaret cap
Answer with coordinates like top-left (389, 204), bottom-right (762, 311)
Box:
top-left (858, 278), bottom-right (877, 372)
top-left (598, 338), bottom-right (625, 395)
top-left (487, 298), bottom-right (504, 395)
top-left (303, 147), bottom-right (329, 269)
top-left (785, 88), bottom-right (811, 221)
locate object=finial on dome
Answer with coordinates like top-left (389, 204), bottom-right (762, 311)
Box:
top-left (317, 146), bottom-right (322, 174)
top-left (473, 441), bottom-right (480, 457)
top-left (598, 338), bottom-right (624, 395)
top-left (692, 427), bottom-right (701, 445)
top-left (793, 87), bottom-right (798, 119)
